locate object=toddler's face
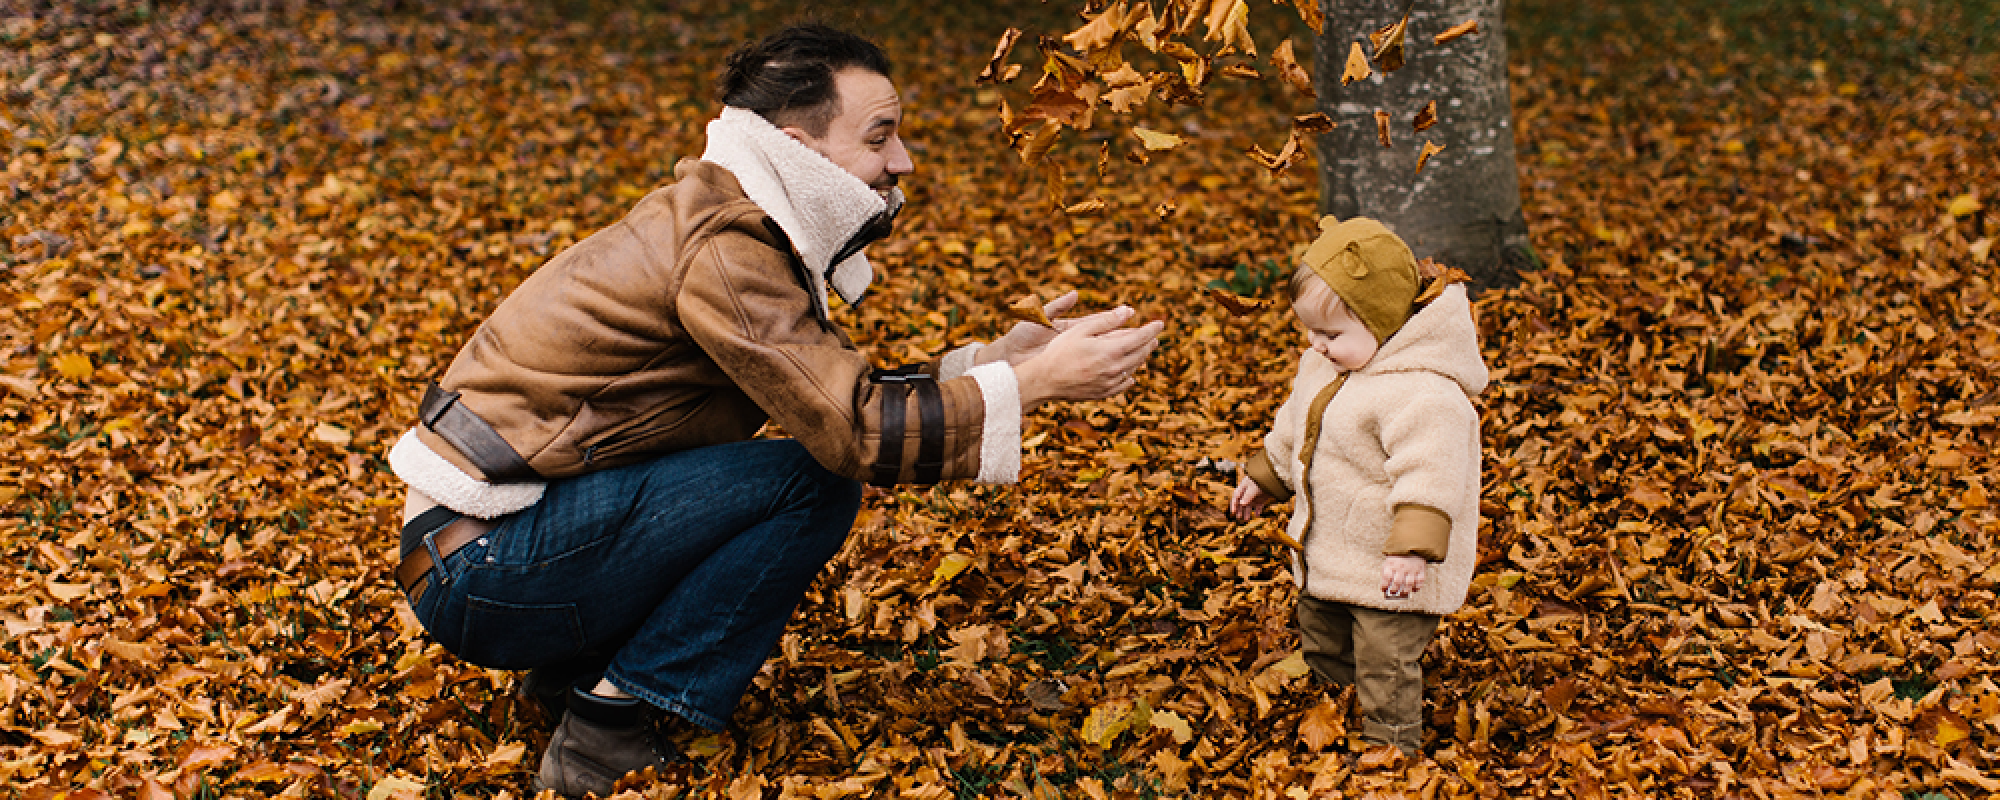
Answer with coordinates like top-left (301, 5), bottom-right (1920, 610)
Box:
top-left (1294, 289), bottom-right (1379, 371)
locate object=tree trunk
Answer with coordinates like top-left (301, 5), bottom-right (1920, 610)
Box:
top-left (1312, 0), bottom-right (1533, 289)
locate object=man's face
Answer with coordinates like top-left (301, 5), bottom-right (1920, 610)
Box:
top-left (784, 67), bottom-right (915, 197)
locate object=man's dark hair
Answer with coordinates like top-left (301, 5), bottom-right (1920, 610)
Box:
top-left (720, 25), bottom-right (892, 137)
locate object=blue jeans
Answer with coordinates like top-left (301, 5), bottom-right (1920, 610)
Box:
top-left (406, 439), bottom-right (862, 731)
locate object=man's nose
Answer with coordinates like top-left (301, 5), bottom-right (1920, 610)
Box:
top-left (886, 135), bottom-right (914, 174)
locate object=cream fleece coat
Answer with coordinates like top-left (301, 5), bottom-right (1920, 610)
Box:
top-left (1262, 284), bottom-right (1487, 615)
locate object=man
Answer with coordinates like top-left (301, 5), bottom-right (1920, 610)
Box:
top-left (384, 25), bottom-right (1162, 798)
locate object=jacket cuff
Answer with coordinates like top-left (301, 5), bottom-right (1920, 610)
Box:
top-left (388, 428), bottom-right (545, 519)
top-left (1383, 504), bottom-right (1450, 562)
top-left (966, 362), bottom-right (1020, 483)
top-left (1243, 449), bottom-right (1293, 502)
top-left (938, 343), bottom-right (984, 382)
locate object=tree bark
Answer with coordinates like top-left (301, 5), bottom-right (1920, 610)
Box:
top-left (1312, 0), bottom-right (1533, 289)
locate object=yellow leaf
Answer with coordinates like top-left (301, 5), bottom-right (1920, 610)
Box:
top-left (1150, 709), bottom-right (1194, 744)
top-left (1132, 127), bottom-right (1183, 151)
top-left (1341, 41), bottom-right (1371, 85)
top-left (1115, 440), bottom-right (1146, 459)
top-left (1972, 237), bottom-right (1993, 263)
top-left (1947, 193), bottom-right (1983, 217)
top-left (103, 638), bottom-right (165, 663)
top-left (932, 552), bottom-right (974, 586)
top-left (312, 423), bottom-right (353, 447)
top-left (52, 353), bottom-right (94, 381)
top-left (1936, 715), bottom-right (1971, 747)
top-left (365, 774), bottom-right (426, 800)
top-left (338, 719), bottom-right (384, 737)
top-left (233, 761), bottom-right (294, 784)
top-left (48, 580), bottom-right (92, 601)
top-left (483, 741), bottom-right (527, 769)
top-left (1080, 698), bottom-right (1149, 747)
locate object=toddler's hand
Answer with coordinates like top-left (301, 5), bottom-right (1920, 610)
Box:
top-left (1382, 555), bottom-right (1426, 599)
top-left (1229, 477), bottom-right (1272, 521)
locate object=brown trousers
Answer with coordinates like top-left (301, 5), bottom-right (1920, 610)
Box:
top-left (1296, 595), bottom-right (1441, 755)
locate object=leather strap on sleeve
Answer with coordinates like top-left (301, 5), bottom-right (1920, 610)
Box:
top-left (419, 383), bottom-right (539, 483)
top-left (912, 378), bottom-right (945, 485)
top-left (871, 378), bottom-right (909, 488)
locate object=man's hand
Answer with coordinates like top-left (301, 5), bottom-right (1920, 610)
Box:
top-left (1229, 476), bottom-right (1272, 521)
top-left (1012, 305), bottom-right (1163, 410)
top-left (1382, 555), bottom-right (1426, 599)
top-left (978, 291), bottom-right (1080, 367)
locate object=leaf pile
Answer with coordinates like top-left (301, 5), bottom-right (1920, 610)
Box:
top-left (2, 0), bottom-right (1998, 798)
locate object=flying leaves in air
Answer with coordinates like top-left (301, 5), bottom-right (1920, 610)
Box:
top-left (1434, 19), bottom-right (1480, 45)
top-left (1374, 110), bottom-right (1394, 147)
top-left (1208, 287), bottom-right (1267, 317)
top-left (1413, 100), bottom-right (1439, 132)
top-left (1270, 40), bottom-right (1315, 98)
top-left (978, 27), bottom-right (1024, 84)
top-left (1415, 140), bottom-right (1445, 174)
top-left (1132, 127), bottom-right (1184, 151)
top-left (1342, 42), bottom-right (1373, 85)
top-left (1368, 14), bottom-right (1411, 72)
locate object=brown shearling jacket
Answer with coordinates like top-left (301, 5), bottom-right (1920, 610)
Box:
top-left (412, 159), bottom-right (989, 485)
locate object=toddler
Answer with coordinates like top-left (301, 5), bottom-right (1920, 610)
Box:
top-left (1229, 216), bottom-right (1487, 756)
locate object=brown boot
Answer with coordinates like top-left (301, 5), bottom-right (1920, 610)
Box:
top-left (534, 687), bottom-right (678, 798)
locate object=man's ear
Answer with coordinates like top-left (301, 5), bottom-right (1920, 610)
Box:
top-left (779, 126), bottom-right (813, 146)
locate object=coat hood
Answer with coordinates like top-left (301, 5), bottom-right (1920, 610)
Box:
top-left (1356, 283), bottom-right (1487, 397)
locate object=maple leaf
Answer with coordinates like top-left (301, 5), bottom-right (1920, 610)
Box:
top-left (1270, 39), bottom-right (1315, 98)
top-left (1341, 41), bottom-right (1372, 85)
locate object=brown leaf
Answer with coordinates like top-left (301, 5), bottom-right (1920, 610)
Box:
top-left (1413, 100), bottom-right (1439, 132)
top-left (1208, 287), bottom-right (1266, 317)
top-left (1416, 139), bottom-right (1445, 173)
top-left (977, 27), bottom-right (1024, 84)
top-left (1271, 39), bottom-right (1315, 98)
top-left (1434, 19), bottom-right (1480, 45)
top-left (1374, 110), bottom-right (1393, 147)
top-left (1294, 112), bottom-right (1336, 135)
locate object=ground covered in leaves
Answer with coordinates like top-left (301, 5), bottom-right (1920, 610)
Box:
top-left (4, 0), bottom-right (1999, 798)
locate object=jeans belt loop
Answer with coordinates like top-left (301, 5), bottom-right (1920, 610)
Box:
top-left (423, 525), bottom-right (453, 588)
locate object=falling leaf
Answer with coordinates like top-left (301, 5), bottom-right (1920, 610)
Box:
top-left (1294, 112), bottom-right (1336, 135)
top-left (1208, 287), bottom-right (1266, 316)
top-left (1434, 19), bottom-right (1480, 45)
top-left (1369, 14), bottom-right (1410, 72)
top-left (1132, 127), bottom-right (1183, 151)
top-left (1341, 41), bottom-right (1372, 85)
top-left (1064, 198), bottom-right (1108, 215)
top-left (1416, 139), bottom-right (1445, 173)
top-left (1374, 110), bottom-right (1394, 147)
top-left (1413, 100), bottom-right (1439, 131)
top-left (1270, 39), bottom-right (1315, 98)
top-left (1204, 0), bottom-right (1255, 56)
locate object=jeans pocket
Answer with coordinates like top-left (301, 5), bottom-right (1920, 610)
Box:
top-left (456, 594), bottom-right (586, 670)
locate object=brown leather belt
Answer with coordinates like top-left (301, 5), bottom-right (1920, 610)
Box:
top-left (397, 512), bottom-right (499, 605)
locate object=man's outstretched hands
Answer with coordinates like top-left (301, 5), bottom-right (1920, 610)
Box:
top-left (979, 291), bottom-right (1081, 368)
top-left (1011, 300), bottom-right (1163, 410)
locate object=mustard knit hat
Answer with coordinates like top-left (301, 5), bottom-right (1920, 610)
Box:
top-left (1299, 216), bottom-right (1420, 346)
